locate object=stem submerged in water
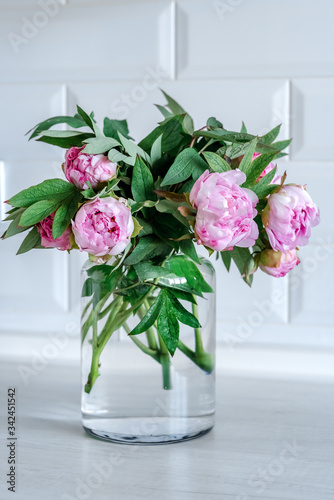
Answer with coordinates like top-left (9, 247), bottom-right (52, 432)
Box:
top-left (158, 333), bottom-right (172, 390)
top-left (83, 286), bottom-right (212, 394)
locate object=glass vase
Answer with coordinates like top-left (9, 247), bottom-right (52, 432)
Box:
top-left (81, 257), bottom-right (216, 444)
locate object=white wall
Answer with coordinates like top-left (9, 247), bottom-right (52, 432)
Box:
top-left (0, 0), bottom-right (333, 354)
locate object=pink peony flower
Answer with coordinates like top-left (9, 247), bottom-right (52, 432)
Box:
top-left (189, 169), bottom-right (259, 252)
top-left (252, 152), bottom-right (281, 184)
top-left (63, 146), bottom-right (117, 190)
top-left (36, 212), bottom-right (73, 251)
top-left (72, 197), bottom-right (134, 257)
top-left (262, 184), bottom-right (320, 252)
top-left (258, 248), bottom-right (300, 278)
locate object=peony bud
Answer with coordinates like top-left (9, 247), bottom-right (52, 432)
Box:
top-left (258, 248), bottom-right (300, 277)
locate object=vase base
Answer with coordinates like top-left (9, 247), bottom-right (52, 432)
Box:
top-left (82, 416), bottom-right (214, 445)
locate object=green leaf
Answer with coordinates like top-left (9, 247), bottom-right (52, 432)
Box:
top-left (28, 115), bottom-right (86, 140)
top-left (108, 149), bottom-right (131, 164)
top-left (82, 277), bottom-right (93, 297)
top-left (243, 152), bottom-right (277, 186)
top-left (153, 212), bottom-right (190, 245)
top-left (134, 262), bottom-right (178, 282)
top-left (52, 191), bottom-right (82, 239)
top-left (251, 168), bottom-right (279, 199)
top-left (227, 142), bottom-right (253, 160)
top-left (3, 207), bottom-right (25, 223)
top-left (231, 247), bottom-right (253, 286)
top-left (19, 199), bottom-right (62, 226)
top-left (155, 104), bottom-right (173, 119)
top-left (161, 148), bottom-right (207, 186)
top-left (240, 121), bottom-right (247, 133)
top-left (243, 254), bottom-right (257, 286)
top-left (157, 293), bottom-right (179, 355)
top-left (38, 130), bottom-right (85, 139)
top-left (270, 139), bottom-right (291, 152)
top-left (179, 178), bottom-right (196, 193)
top-left (193, 129), bottom-right (255, 143)
top-left (9, 179), bottom-right (78, 208)
top-left (124, 236), bottom-right (165, 266)
top-left (76, 105), bottom-right (95, 131)
top-left (163, 255), bottom-right (213, 295)
top-left (103, 118), bottom-right (131, 140)
top-left (239, 138), bottom-right (258, 173)
top-left (130, 292), bottom-right (163, 336)
top-left (135, 216), bottom-right (153, 236)
top-left (118, 133), bottom-right (151, 164)
top-left (81, 182), bottom-right (96, 199)
top-left (3, 206), bottom-right (25, 221)
top-left (207, 117), bottom-right (223, 129)
top-left (221, 251), bottom-right (232, 272)
top-left (83, 137), bottom-right (120, 154)
top-left (130, 200), bottom-right (157, 214)
top-left (36, 130), bottom-right (95, 148)
top-left (256, 139), bottom-right (291, 154)
top-left (131, 217), bottom-right (143, 238)
top-left (203, 151), bottom-right (231, 173)
top-left (166, 291), bottom-right (201, 328)
top-left (17, 226), bottom-right (41, 255)
top-left (160, 117), bottom-right (185, 153)
top-left (161, 90), bottom-right (186, 115)
top-left (260, 124), bottom-right (281, 144)
top-left (155, 200), bottom-right (190, 228)
top-left (179, 239), bottom-right (200, 264)
top-left (150, 134), bottom-right (162, 166)
top-left (85, 265), bottom-right (122, 307)
top-left (2, 210), bottom-right (30, 239)
top-left (131, 156), bottom-right (156, 202)
top-left (138, 116), bottom-right (184, 154)
top-left (168, 289), bottom-right (197, 304)
top-left (182, 114), bottom-right (194, 136)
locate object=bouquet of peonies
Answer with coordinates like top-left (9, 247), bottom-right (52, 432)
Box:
top-left (2, 92), bottom-right (320, 392)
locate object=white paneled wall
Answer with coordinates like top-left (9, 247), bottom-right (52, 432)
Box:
top-left (0, 0), bottom-right (333, 352)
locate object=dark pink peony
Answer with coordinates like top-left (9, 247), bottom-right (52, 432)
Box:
top-left (63, 146), bottom-right (117, 190)
top-left (36, 213), bottom-right (73, 251)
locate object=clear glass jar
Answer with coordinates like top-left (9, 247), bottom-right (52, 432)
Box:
top-left (81, 257), bottom-right (216, 444)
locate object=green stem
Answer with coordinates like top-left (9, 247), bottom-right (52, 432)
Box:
top-left (84, 348), bottom-right (100, 393)
top-left (92, 310), bottom-right (98, 349)
top-left (142, 301), bottom-right (159, 351)
top-left (81, 293), bottom-right (111, 344)
top-left (85, 283), bottom-right (175, 394)
top-left (198, 138), bottom-right (214, 155)
top-left (81, 297), bottom-right (93, 321)
top-left (192, 301), bottom-right (204, 356)
top-left (123, 322), bottom-right (160, 362)
top-left (158, 333), bottom-right (172, 390)
top-left (84, 296), bottom-right (124, 394)
top-left (178, 340), bottom-right (214, 373)
top-left (97, 296), bottom-right (124, 351)
top-left (98, 298), bottom-right (118, 321)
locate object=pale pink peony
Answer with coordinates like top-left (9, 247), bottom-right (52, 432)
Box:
top-left (36, 213), bottom-right (73, 251)
top-left (72, 197), bottom-right (134, 257)
top-left (63, 146), bottom-right (117, 190)
top-left (189, 169), bottom-right (259, 252)
top-left (262, 184), bottom-right (320, 252)
top-left (252, 152), bottom-right (281, 184)
top-left (258, 248), bottom-right (300, 278)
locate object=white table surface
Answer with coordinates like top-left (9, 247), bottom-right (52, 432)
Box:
top-left (0, 360), bottom-right (333, 500)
